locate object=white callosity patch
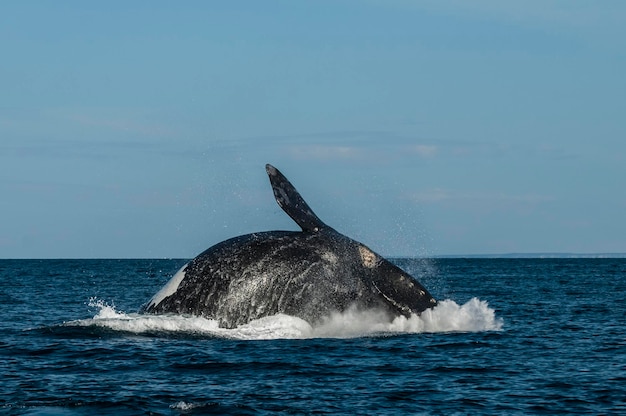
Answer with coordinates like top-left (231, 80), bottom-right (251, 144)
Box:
top-left (147, 263), bottom-right (188, 308)
top-left (358, 245), bottom-right (378, 268)
top-left (66, 297), bottom-right (502, 340)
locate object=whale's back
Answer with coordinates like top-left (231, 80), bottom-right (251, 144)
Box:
top-left (145, 230), bottom-right (390, 328)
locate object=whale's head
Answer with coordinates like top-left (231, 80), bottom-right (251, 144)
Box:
top-left (356, 243), bottom-right (437, 316)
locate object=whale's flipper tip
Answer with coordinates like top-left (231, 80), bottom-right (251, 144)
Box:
top-left (265, 164), bottom-right (326, 233)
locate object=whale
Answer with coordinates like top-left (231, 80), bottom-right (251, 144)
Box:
top-left (143, 164), bottom-right (437, 328)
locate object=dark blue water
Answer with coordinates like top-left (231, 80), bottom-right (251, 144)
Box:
top-left (1, 258), bottom-right (625, 415)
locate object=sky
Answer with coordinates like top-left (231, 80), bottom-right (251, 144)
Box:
top-left (1, 1), bottom-right (625, 258)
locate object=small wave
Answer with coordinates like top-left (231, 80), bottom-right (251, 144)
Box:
top-left (169, 400), bottom-right (257, 414)
top-left (170, 401), bottom-right (215, 411)
top-left (63, 297), bottom-right (503, 340)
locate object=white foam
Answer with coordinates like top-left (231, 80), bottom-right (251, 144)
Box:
top-left (386, 298), bottom-right (504, 333)
top-left (65, 297), bottom-right (502, 340)
top-left (69, 298), bottom-right (222, 335)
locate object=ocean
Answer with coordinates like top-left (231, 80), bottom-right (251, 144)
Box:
top-left (1, 258), bottom-right (625, 415)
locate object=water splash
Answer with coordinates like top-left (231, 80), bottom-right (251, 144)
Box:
top-left (66, 297), bottom-right (502, 340)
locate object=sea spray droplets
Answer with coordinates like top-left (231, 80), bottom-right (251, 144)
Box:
top-left (311, 298), bottom-right (502, 337)
top-left (311, 307), bottom-right (400, 338)
top-left (389, 298), bottom-right (504, 333)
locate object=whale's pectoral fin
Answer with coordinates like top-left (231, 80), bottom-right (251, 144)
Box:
top-left (369, 255), bottom-right (438, 316)
top-left (266, 164), bottom-right (327, 232)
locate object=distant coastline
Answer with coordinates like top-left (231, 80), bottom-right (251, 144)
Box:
top-left (432, 253), bottom-right (626, 259)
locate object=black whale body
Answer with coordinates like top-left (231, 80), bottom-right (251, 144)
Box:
top-left (143, 164), bottom-right (437, 328)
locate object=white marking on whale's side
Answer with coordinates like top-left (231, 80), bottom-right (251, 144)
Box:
top-left (147, 263), bottom-right (188, 309)
top-left (358, 245), bottom-right (377, 268)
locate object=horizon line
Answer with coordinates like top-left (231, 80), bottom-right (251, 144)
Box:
top-left (2, 252), bottom-right (626, 260)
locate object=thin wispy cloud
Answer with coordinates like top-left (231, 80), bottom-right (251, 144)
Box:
top-left (408, 189), bottom-right (555, 205)
top-left (412, 145), bottom-right (438, 158)
top-left (284, 142), bottom-right (438, 164)
top-left (287, 145), bottom-right (366, 161)
top-left (63, 111), bottom-right (175, 138)
top-left (252, 130), bottom-right (578, 165)
top-left (0, 106), bottom-right (177, 143)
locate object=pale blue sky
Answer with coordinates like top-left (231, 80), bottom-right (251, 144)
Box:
top-left (1, 1), bottom-right (625, 258)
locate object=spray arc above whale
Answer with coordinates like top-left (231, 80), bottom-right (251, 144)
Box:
top-left (143, 164), bottom-right (437, 328)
